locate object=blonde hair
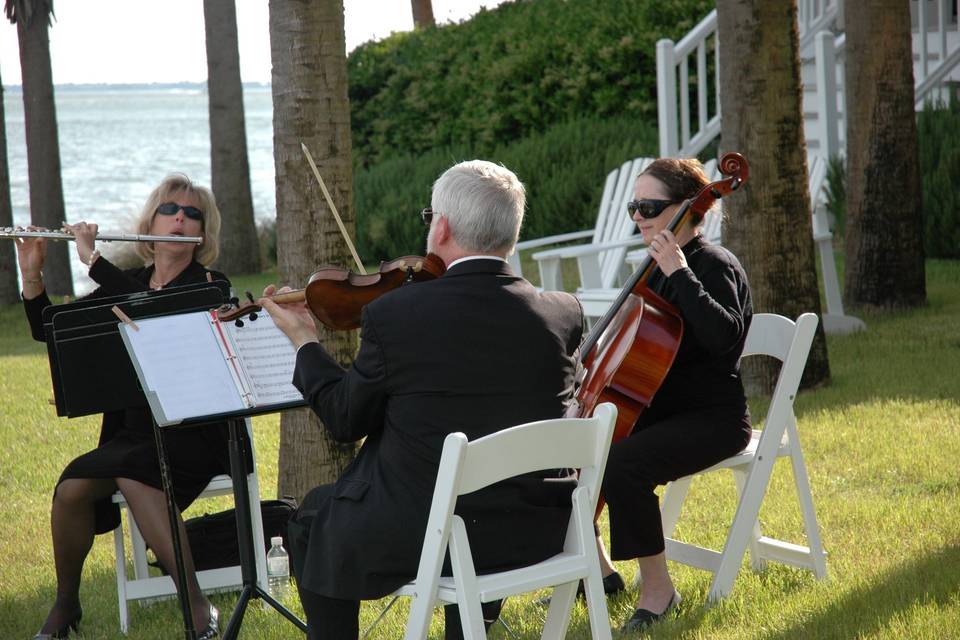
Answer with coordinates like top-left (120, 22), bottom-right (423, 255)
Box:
top-left (133, 173), bottom-right (221, 266)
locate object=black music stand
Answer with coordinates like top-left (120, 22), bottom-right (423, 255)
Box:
top-left (117, 305), bottom-right (307, 640)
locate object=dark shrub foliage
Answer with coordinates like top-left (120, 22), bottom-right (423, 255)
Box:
top-left (347, 0), bottom-right (712, 167)
top-left (917, 96), bottom-right (960, 259)
top-left (354, 114), bottom-right (658, 260)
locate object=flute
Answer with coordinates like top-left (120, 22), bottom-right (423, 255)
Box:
top-left (0, 227), bottom-right (203, 244)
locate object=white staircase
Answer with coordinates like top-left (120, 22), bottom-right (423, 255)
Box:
top-left (658, 0), bottom-right (960, 162)
top-left (655, 0), bottom-right (959, 334)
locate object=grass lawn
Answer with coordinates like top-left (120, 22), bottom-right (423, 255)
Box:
top-left (1, 259), bottom-right (958, 639)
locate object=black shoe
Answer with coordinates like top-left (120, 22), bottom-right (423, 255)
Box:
top-left (32, 608), bottom-right (82, 639)
top-left (197, 605), bottom-right (220, 640)
top-left (620, 590), bottom-right (681, 633)
top-left (577, 571), bottom-right (626, 599)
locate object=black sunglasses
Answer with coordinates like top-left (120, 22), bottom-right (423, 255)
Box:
top-left (421, 207), bottom-right (436, 227)
top-left (156, 202), bottom-right (204, 221)
top-left (627, 199), bottom-right (675, 220)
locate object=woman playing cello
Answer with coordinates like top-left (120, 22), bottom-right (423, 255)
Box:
top-left (597, 158), bottom-right (754, 632)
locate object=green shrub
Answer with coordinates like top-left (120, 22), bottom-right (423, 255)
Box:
top-left (347, 0), bottom-right (712, 167)
top-left (354, 114), bottom-right (658, 260)
top-left (917, 96), bottom-right (960, 259)
top-left (822, 98), bottom-right (960, 258)
top-left (824, 153), bottom-right (846, 236)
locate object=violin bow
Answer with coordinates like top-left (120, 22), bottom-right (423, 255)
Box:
top-left (300, 142), bottom-right (367, 275)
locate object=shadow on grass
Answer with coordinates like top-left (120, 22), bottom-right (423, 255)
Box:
top-left (757, 544), bottom-right (960, 640)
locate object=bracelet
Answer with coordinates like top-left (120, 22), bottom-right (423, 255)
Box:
top-left (84, 250), bottom-right (101, 268)
top-left (22, 276), bottom-right (43, 284)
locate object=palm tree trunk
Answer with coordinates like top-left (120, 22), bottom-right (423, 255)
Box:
top-left (717, 0), bottom-right (830, 392)
top-left (0, 78), bottom-right (19, 304)
top-left (204, 0), bottom-right (260, 275)
top-left (13, 0), bottom-right (72, 295)
top-left (269, 0), bottom-right (357, 501)
top-left (843, 0), bottom-right (926, 309)
top-left (411, 0), bottom-right (435, 28)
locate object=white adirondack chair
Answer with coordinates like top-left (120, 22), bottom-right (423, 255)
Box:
top-left (587, 155), bottom-right (864, 334)
top-left (523, 157), bottom-right (654, 292)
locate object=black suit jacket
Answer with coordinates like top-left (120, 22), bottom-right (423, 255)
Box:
top-left (288, 258), bottom-right (584, 599)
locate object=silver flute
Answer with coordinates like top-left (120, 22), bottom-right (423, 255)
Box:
top-left (0, 227), bottom-right (203, 244)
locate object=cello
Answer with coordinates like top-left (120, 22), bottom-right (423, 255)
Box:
top-left (575, 152), bottom-right (749, 514)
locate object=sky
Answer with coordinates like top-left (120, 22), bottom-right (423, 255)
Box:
top-left (0, 0), bottom-right (507, 85)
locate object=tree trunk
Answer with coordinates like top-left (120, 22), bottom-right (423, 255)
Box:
top-left (411, 0), bottom-right (435, 28)
top-left (0, 77), bottom-right (19, 305)
top-left (269, 0), bottom-right (357, 501)
top-left (204, 0), bottom-right (260, 275)
top-left (15, 2), bottom-right (72, 296)
top-left (717, 0), bottom-right (830, 392)
top-left (843, 0), bottom-right (926, 309)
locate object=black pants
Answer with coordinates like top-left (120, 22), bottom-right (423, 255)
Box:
top-left (297, 583), bottom-right (502, 640)
top-left (602, 407), bottom-right (751, 559)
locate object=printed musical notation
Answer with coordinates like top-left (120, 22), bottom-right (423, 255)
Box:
top-left (225, 314), bottom-right (302, 406)
top-left (118, 309), bottom-right (303, 425)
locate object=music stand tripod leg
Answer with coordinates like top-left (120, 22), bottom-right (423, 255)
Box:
top-left (152, 417), bottom-right (197, 640)
top-left (221, 418), bottom-right (306, 639)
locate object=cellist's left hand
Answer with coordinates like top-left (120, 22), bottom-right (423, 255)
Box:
top-left (648, 229), bottom-right (687, 277)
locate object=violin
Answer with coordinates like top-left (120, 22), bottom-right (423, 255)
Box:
top-left (220, 143), bottom-right (446, 330)
top-left (576, 152), bottom-right (749, 517)
top-left (218, 253), bottom-right (446, 330)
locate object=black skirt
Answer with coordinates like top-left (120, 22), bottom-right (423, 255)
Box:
top-left (57, 403), bottom-right (242, 534)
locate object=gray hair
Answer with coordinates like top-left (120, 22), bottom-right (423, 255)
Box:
top-left (431, 160), bottom-right (525, 254)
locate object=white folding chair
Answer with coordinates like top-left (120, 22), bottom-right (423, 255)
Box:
top-left (655, 313), bottom-right (828, 601)
top-left (388, 403), bottom-right (618, 640)
top-left (111, 418), bottom-right (268, 633)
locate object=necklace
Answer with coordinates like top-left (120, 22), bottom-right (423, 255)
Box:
top-left (149, 274), bottom-right (166, 289)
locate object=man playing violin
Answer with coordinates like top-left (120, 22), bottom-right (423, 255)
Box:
top-left (262, 159), bottom-right (585, 640)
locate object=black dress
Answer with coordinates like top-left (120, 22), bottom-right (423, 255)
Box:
top-left (24, 257), bottom-right (242, 534)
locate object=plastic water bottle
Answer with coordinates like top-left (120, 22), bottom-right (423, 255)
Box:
top-left (266, 536), bottom-right (290, 599)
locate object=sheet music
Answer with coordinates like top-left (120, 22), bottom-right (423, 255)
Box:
top-left (222, 311), bottom-right (302, 406)
top-left (119, 313), bottom-right (246, 422)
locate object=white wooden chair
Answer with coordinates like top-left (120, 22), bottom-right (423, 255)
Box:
top-left (656, 313), bottom-right (828, 601)
top-left (609, 156), bottom-right (863, 335)
top-left (516, 157), bottom-right (653, 292)
top-left (394, 403), bottom-right (618, 640)
top-left (577, 159), bottom-right (719, 323)
top-left (111, 418), bottom-right (268, 633)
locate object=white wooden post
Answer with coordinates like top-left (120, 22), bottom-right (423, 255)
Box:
top-left (657, 38), bottom-right (678, 158)
top-left (814, 31), bottom-right (839, 160)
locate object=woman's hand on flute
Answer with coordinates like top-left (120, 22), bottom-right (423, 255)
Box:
top-left (63, 221), bottom-right (98, 265)
top-left (14, 226), bottom-right (47, 298)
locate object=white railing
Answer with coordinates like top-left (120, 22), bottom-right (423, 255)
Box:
top-left (655, 10), bottom-right (719, 159)
top-left (657, 0), bottom-right (959, 160)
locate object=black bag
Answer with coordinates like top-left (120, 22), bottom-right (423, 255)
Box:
top-left (152, 497), bottom-right (298, 573)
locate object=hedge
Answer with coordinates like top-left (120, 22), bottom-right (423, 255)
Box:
top-left (347, 0), bottom-right (712, 167)
top-left (354, 113), bottom-right (658, 260)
